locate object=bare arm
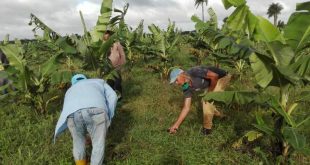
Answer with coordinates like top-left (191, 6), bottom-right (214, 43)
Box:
top-left (168, 97), bottom-right (192, 134)
top-left (117, 42), bottom-right (126, 64)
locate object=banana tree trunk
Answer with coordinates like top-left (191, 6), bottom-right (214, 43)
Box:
top-left (278, 88), bottom-right (290, 163)
top-left (282, 142), bottom-right (290, 163)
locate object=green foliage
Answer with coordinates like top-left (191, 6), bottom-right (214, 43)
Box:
top-left (28, 2), bottom-right (129, 79)
top-left (1, 0), bottom-right (309, 164)
top-left (284, 2), bottom-right (310, 54)
top-left (192, 15), bottom-right (253, 67)
top-left (147, 21), bottom-right (181, 79)
top-left (0, 41), bottom-right (63, 113)
top-left (253, 16), bottom-right (285, 43)
top-left (283, 127), bottom-right (310, 155)
top-left (123, 20), bottom-right (144, 66)
top-left (207, 7), bottom-right (218, 28)
top-left (223, 4), bottom-right (253, 38)
top-left (29, 13), bottom-right (61, 41)
top-left (90, 0), bottom-right (113, 43)
top-left (196, 1), bottom-right (310, 163)
top-left (221, 0), bottom-right (246, 9)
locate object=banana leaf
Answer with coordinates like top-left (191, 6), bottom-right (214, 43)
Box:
top-left (266, 41), bottom-right (294, 66)
top-left (207, 7), bottom-right (218, 29)
top-left (90, 0), bottom-right (113, 43)
top-left (247, 11), bottom-right (258, 38)
top-left (283, 127), bottom-right (310, 155)
top-left (253, 16), bottom-right (285, 43)
top-left (221, 0), bottom-right (246, 9)
top-left (79, 11), bottom-right (91, 46)
top-left (0, 44), bottom-right (30, 91)
top-left (69, 34), bottom-right (89, 56)
top-left (202, 90), bottom-right (272, 105)
top-left (225, 4), bottom-right (249, 35)
top-left (253, 114), bottom-right (274, 136)
top-left (55, 37), bottom-right (77, 55)
top-left (29, 13), bottom-right (61, 41)
top-left (284, 2), bottom-right (310, 53)
top-left (0, 44), bottom-right (25, 72)
top-left (217, 37), bottom-right (232, 49)
top-left (250, 51), bottom-right (298, 88)
top-left (296, 90), bottom-right (310, 102)
top-left (268, 97), bottom-right (296, 127)
top-left (296, 1), bottom-right (310, 11)
top-left (191, 15), bottom-right (210, 32)
top-left (249, 53), bottom-right (274, 88)
top-left (51, 70), bottom-right (72, 84)
top-left (41, 51), bottom-right (63, 77)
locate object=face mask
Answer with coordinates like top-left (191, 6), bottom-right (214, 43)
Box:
top-left (182, 82), bottom-right (190, 91)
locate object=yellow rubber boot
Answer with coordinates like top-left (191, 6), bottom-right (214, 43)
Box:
top-left (76, 160), bottom-right (87, 165)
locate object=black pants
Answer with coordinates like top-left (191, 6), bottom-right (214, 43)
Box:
top-left (107, 71), bottom-right (122, 96)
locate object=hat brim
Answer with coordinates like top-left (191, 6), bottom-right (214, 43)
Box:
top-left (169, 77), bottom-right (177, 84)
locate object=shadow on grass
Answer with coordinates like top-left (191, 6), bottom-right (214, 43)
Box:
top-left (159, 149), bottom-right (184, 165)
top-left (120, 74), bottom-right (143, 104)
top-left (105, 108), bottom-right (133, 162)
top-left (104, 73), bottom-right (143, 162)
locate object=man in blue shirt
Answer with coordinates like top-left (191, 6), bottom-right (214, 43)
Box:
top-left (54, 74), bottom-right (118, 165)
top-left (168, 66), bottom-right (231, 135)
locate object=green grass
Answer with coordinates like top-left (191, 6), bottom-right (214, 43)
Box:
top-left (105, 66), bottom-right (261, 164)
top-left (1, 62), bottom-right (309, 164)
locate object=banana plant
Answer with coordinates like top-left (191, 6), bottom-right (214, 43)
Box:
top-left (201, 1), bottom-right (310, 163)
top-left (189, 8), bottom-right (217, 65)
top-left (29, 0), bottom-right (129, 78)
top-left (203, 90), bottom-right (310, 163)
top-left (0, 40), bottom-right (64, 114)
top-left (147, 21), bottom-right (180, 79)
top-left (191, 14), bottom-right (253, 67)
top-left (29, 13), bottom-right (61, 41)
top-left (90, 0), bottom-right (113, 43)
top-left (123, 20), bottom-right (144, 67)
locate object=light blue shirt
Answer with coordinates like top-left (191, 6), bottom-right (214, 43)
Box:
top-left (53, 79), bottom-right (117, 142)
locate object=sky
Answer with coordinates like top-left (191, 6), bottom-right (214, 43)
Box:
top-left (0, 0), bottom-right (308, 40)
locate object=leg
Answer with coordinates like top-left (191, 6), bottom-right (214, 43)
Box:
top-left (67, 112), bottom-right (87, 164)
top-left (106, 79), bottom-right (115, 90)
top-left (83, 108), bottom-right (109, 165)
top-left (202, 100), bottom-right (216, 129)
top-left (114, 72), bottom-right (122, 96)
top-left (210, 74), bottom-right (232, 117)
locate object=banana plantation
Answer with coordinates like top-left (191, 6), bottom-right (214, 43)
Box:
top-left (0, 0), bottom-right (309, 164)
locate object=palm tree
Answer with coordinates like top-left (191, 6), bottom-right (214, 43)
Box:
top-left (195, 0), bottom-right (208, 22)
top-left (277, 20), bottom-right (285, 31)
top-left (267, 3), bottom-right (283, 26)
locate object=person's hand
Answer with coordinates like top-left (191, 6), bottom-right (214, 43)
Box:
top-left (167, 126), bottom-right (178, 134)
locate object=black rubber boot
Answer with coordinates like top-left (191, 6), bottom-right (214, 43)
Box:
top-left (201, 128), bottom-right (212, 135)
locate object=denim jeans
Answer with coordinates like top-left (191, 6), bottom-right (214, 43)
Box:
top-left (67, 107), bottom-right (110, 165)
